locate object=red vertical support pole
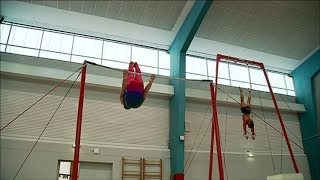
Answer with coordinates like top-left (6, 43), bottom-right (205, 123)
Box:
top-left (208, 53), bottom-right (222, 180)
top-left (214, 55), bottom-right (224, 180)
top-left (214, 54), bottom-right (221, 97)
top-left (260, 64), bottom-right (299, 173)
top-left (208, 83), bottom-right (215, 180)
top-left (213, 107), bottom-right (224, 180)
top-left (72, 63), bottom-right (87, 180)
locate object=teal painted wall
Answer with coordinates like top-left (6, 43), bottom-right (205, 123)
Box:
top-left (169, 51), bottom-right (186, 175)
top-left (291, 50), bottom-right (320, 180)
top-left (313, 71), bottom-right (320, 135)
top-left (169, 0), bottom-right (213, 177)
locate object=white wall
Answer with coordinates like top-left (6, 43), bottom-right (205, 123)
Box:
top-left (184, 99), bottom-right (310, 180)
top-left (0, 53), bottom-right (310, 180)
top-left (1, 139), bottom-right (169, 180)
top-left (79, 162), bottom-right (113, 180)
top-left (0, 55), bottom-right (171, 179)
top-left (0, 76), bottom-right (170, 180)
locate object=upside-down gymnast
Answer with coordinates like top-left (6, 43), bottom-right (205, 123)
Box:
top-left (240, 87), bottom-right (256, 140)
top-left (120, 61), bottom-right (155, 110)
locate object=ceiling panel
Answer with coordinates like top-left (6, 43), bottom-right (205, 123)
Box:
top-left (147, 0), bottom-right (161, 10)
top-left (106, 1), bottom-right (122, 19)
top-left (134, 0), bottom-right (147, 8)
top-left (44, 0), bottom-right (57, 8)
top-left (123, 0), bottom-right (134, 6)
top-left (70, 0), bottom-right (83, 13)
top-left (57, 0), bottom-right (70, 11)
top-left (94, 1), bottom-right (109, 18)
top-left (82, 0), bottom-right (95, 15)
top-left (158, 1), bottom-right (174, 13)
top-left (118, 3), bottom-right (134, 22)
top-left (16, 0), bottom-right (318, 61)
top-left (25, 0), bottom-right (186, 31)
top-left (140, 8), bottom-right (156, 26)
top-left (153, 11), bottom-right (167, 29)
top-left (275, 0), bottom-right (319, 15)
top-left (129, 5), bottom-right (145, 24)
top-left (172, 0), bottom-right (187, 12)
top-left (197, 0), bottom-right (320, 60)
top-left (162, 11), bottom-right (181, 31)
top-left (32, 0), bottom-right (45, 6)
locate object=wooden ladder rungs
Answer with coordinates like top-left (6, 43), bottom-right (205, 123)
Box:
top-left (145, 174), bottom-right (161, 177)
top-left (123, 174), bottom-right (141, 177)
top-left (143, 158), bottom-right (162, 180)
top-left (144, 163), bottom-right (161, 166)
top-left (124, 162), bottom-right (141, 165)
top-left (122, 157), bottom-right (142, 180)
top-left (123, 171), bottom-right (140, 174)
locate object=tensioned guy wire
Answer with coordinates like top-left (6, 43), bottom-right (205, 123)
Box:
top-left (85, 60), bottom-right (213, 83)
top-left (0, 65), bottom-right (84, 132)
top-left (184, 102), bottom-right (211, 172)
top-left (215, 86), bottom-right (304, 152)
top-left (12, 68), bottom-right (82, 180)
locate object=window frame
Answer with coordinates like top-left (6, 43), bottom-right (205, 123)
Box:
top-left (71, 36), bottom-right (103, 59)
top-left (186, 55), bottom-right (208, 76)
top-left (40, 31), bottom-right (74, 54)
top-left (1, 21), bottom-right (296, 96)
top-left (7, 25), bottom-right (44, 49)
top-left (102, 41), bottom-right (132, 63)
top-left (131, 45), bottom-right (159, 67)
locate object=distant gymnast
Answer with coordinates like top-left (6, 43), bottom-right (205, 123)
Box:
top-left (240, 87), bottom-right (256, 140)
top-left (120, 61), bottom-right (155, 110)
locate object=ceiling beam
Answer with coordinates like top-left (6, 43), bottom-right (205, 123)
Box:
top-left (169, 0), bottom-right (213, 53)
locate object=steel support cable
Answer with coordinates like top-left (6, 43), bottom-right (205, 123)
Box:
top-left (85, 61), bottom-right (212, 83)
top-left (184, 102), bottom-right (211, 171)
top-left (0, 65), bottom-right (84, 132)
top-left (215, 86), bottom-right (320, 174)
top-left (259, 91), bottom-right (276, 175)
top-left (85, 61), bottom-right (216, 175)
top-left (185, 118), bottom-right (212, 175)
top-left (277, 94), bottom-right (304, 143)
top-left (215, 86), bottom-right (305, 151)
top-left (217, 87), bottom-right (319, 165)
top-left (12, 70), bottom-right (82, 180)
top-left (278, 94), bottom-right (320, 142)
top-left (277, 94), bottom-right (320, 172)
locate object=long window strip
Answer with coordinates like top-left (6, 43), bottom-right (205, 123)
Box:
top-left (189, 55), bottom-right (293, 95)
top-left (3, 22), bottom-right (167, 74)
top-left (7, 21), bottom-right (168, 53)
top-left (3, 22), bottom-right (294, 95)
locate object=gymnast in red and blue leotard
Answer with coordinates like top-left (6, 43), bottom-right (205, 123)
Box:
top-left (120, 62), bottom-right (155, 110)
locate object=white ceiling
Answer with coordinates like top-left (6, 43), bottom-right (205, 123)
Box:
top-left (19, 0), bottom-right (187, 31)
top-left (196, 0), bottom-right (320, 60)
top-left (6, 0), bottom-right (320, 71)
